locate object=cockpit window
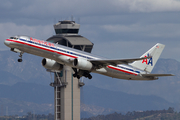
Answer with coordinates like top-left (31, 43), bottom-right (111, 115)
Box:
top-left (10, 37), bottom-right (18, 40)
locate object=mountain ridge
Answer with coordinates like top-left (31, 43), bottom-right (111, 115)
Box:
top-left (0, 82), bottom-right (175, 117)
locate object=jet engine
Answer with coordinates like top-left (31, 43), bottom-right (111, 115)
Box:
top-left (42, 58), bottom-right (63, 71)
top-left (74, 58), bottom-right (93, 70)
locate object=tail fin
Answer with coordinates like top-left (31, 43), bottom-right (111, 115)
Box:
top-left (131, 43), bottom-right (165, 73)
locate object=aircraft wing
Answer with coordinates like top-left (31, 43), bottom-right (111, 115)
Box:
top-left (89, 56), bottom-right (151, 67)
top-left (142, 74), bottom-right (174, 77)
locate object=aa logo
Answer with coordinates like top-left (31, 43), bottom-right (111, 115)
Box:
top-left (142, 53), bottom-right (153, 66)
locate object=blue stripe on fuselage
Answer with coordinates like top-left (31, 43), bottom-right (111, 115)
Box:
top-left (18, 38), bottom-right (141, 74)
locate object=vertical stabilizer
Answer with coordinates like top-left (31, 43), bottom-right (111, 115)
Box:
top-left (130, 43), bottom-right (165, 73)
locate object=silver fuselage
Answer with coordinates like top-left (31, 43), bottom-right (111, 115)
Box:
top-left (4, 35), bottom-right (156, 80)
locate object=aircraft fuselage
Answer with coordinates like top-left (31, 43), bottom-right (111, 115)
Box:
top-left (4, 35), bottom-right (159, 80)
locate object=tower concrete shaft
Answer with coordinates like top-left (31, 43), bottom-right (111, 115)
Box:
top-left (52, 66), bottom-right (80, 120)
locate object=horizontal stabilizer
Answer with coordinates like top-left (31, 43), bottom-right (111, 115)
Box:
top-left (142, 74), bottom-right (174, 77)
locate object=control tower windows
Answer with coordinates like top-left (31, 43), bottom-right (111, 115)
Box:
top-left (55, 29), bottom-right (79, 34)
top-left (84, 45), bottom-right (93, 53)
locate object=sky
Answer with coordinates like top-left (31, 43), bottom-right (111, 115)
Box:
top-left (1, 0), bottom-right (180, 61)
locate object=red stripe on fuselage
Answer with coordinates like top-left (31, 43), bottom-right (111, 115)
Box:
top-left (6, 39), bottom-right (77, 58)
top-left (107, 65), bottom-right (137, 76)
top-left (6, 39), bottom-right (138, 76)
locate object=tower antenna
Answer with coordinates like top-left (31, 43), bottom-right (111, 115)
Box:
top-left (71, 15), bottom-right (73, 21)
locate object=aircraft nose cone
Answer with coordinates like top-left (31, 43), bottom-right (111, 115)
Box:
top-left (4, 39), bottom-right (10, 46)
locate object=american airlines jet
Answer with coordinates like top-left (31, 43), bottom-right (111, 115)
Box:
top-left (4, 35), bottom-right (173, 80)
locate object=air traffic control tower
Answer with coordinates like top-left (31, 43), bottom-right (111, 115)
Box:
top-left (47, 20), bottom-right (93, 52)
top-left (47, 20), bottom-right (93, 120)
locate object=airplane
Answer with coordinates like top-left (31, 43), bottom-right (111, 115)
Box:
top-left (4, 35), bottom-right (174, 80)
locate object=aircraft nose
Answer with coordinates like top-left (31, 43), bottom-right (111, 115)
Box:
top-left (4, 39), bottom-right (11, 46)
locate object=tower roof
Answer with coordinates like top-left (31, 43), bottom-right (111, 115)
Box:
top-left (54, 20), bottom-right (80, 35)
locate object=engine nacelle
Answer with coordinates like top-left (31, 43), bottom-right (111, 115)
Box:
top-left (74, 58), bottom-right (93, 70)
top-left (42, 58), bottom-right (63, 71)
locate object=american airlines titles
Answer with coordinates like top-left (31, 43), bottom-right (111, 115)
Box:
top-left (30, 37), bottom-right (55, 47)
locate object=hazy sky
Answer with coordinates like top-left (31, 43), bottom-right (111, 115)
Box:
top-left (1, 0), bottom-right (180, 61)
